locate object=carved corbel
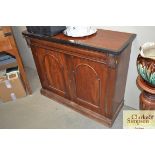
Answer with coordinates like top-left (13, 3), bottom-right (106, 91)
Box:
top-left (107, 54), bottom-right (119, 68)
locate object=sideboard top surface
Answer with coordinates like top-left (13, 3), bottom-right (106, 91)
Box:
top-left (23, 29), bottom-right (136, 55)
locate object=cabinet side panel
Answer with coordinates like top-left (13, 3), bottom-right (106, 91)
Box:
top-left (113, 44), bottom-right (132, 115)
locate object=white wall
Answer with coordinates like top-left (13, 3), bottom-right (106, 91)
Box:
top-left (12, 26), bottom-right (36, 69)
top-left (12, 26), bottom-right (155, 109)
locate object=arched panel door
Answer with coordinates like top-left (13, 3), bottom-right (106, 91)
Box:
top-left (71, 57), bottom-right (108, 114)
top-left (43, 53), bottom-right (66, 94)
top-left (32, 47), bottom-right (70, 98)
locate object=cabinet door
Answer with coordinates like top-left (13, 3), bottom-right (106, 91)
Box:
top-left (70, 56), bottom-right (108, 114)
top-left (31, 46), bottom-right (70, 99)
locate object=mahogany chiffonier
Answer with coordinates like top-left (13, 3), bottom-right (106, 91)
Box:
top-left (23, 29), bottom-right (136, 127)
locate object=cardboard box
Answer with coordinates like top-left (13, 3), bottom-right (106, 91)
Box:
top-left (0, 73), bottom-right (26, 102)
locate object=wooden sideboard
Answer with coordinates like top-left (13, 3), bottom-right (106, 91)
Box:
top-left (23, 29), bottom-right (136, 127)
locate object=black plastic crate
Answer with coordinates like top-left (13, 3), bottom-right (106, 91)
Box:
top-left (26, 26), bottom-right (66, 36)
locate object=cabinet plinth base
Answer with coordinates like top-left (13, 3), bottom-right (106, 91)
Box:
top-left (40, 88), bottom-right (123, 127)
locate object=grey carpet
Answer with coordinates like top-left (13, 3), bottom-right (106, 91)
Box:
top-left (0, 68), bottom-right (133, 129)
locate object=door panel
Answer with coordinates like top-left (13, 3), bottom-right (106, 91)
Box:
top-left (71, 57), bottom-right (108, 114)
top-left (74, 64), bottom-right (100, 106)
top-left (32, 46), bottom-right (70, 98)
top-left (44, 53), bottom-right (66, 94)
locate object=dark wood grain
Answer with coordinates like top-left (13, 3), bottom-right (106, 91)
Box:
top-left (23, 29), bottom-right (136, 127)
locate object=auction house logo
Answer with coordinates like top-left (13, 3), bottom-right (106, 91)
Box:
top-left (123, 110), bottom-right (155, 129)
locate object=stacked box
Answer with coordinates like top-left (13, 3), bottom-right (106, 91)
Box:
top-left (0, 71), bottom-right (26, 102)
